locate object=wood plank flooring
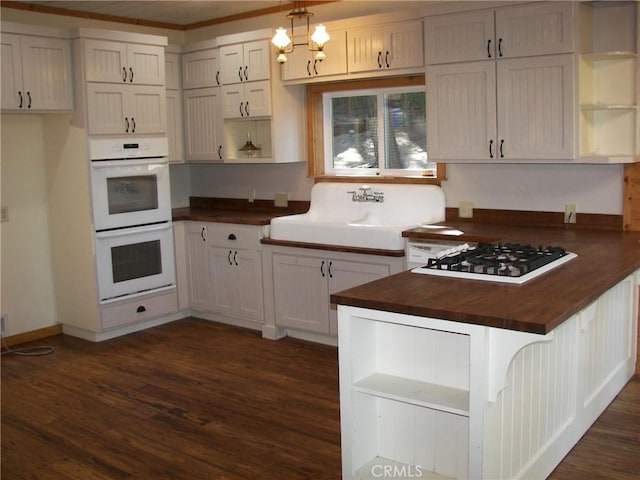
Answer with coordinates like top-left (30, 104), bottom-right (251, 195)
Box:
top-left (2, 318), bottom-right (638, 479)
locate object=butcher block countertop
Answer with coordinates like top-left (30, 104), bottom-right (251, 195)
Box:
top-left (172, 197), bottom-right (309, 225)
top-left (331, 223), bottom-right (640, 335)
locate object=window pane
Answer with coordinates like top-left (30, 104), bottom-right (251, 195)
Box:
top-left (331, 95), bottom-right (378, 170)
top-left (383, 91), bottom-right (428, 170)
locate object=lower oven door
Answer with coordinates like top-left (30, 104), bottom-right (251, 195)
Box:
top-left (95, 222), bottom-right (176, 304)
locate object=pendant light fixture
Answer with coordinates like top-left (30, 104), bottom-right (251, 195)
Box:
top-left (271, 1), bottom-right (330, 64)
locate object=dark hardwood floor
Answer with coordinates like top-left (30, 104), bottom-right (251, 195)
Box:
top-left (1, 318), bottom-right (638, 479)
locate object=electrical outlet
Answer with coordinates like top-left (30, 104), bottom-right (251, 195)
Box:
top-left (248, 187), bottom-right (255, 203)
top-left (1, 206), bottom-right (8, 223)
top-left (564, 204), bottom-right (577, 224)
top-left (1, 314), bottom-right (6, 335)
top-left (274, 192), bottom-right (289, 208)
top-left (459, 201), bottom-right (474, 218)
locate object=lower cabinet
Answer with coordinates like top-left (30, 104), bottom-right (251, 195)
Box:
top-left (184, 222), bottom-right (266, 325)
top-left (263, 245), bottom-right (405, 337)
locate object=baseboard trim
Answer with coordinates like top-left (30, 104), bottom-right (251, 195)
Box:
top-left (1, 324), bottom-right (63, 348)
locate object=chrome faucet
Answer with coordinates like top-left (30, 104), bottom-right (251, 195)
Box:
top-left (347, 185), bottom-right (384, 203)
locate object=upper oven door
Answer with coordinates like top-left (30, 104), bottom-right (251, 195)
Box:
top-left (91, 157), bottom-right (171, 230)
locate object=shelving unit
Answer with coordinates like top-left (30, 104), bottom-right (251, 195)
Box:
top-left (579, 51), bottom-right (638, 160)
top-left (341, 315), bottom-right (470, 479)
top-left (223, 118), bottom-right (272, 162)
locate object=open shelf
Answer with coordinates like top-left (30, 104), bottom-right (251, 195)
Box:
top-left (354, 372), bottom-right (469, 416)
top-left (353, 457), bottom-right (455, 480)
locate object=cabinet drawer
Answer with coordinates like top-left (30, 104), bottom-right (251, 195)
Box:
top-left (101, 289), bottom-right (178, 329)
top-left (208, 223), bottom-right (267, 249)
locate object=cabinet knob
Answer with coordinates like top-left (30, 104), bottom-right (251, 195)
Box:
top-left (238, 66), bottom-right (243, 82)
top-left (328, 261), bottom-right (333, 278)
top-left (131, 117), bottom-right (135, 133)
top-left (200, 226), bottom-right (206, 242)
top-left (136, 305), bottom-right (146, 313)
top-left (216, 71), bottom-right (220, 85)
top-left (385, 51), bottom-right (390, 68)
top-left (26, 91), bottom-right (31, 109)
top-left (320, 260), bottom-right (326, 277)
top-left (218, 145), bottom-right (223, 160)
top-left (244, 66), bottom-right (248, 81)
top-left (228, 233), bottom-right (237, 240)
top-left (487, 39), bottom-right (492, 58)
top-left (377, 51), bottom-right (382, 69)
top-left (489, 139), bottom-right (494, 159)
top-left (498, 38), bottom-right (503, 57)
top-left (239, 102), bottom-right (244, 117)
top-left (122, 67), bottom-right (127, 82)
top-left (306, 60), bottom-right (312, 76)
top-left (233, 251), bottom-right (238, 266)
top-left (313, 59), bottom-right (318, 75)
top-left (244, 102), bottom-right (249, 117)
top-left (499, 139), bottom-right (505, 158)
top-left (125, 117), bottom-right (130, 133)
top-left (18, 91), bottom-right (23, 109)
top-left (227, 250), bottom-right (233, 265)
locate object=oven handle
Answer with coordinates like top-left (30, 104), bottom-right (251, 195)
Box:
top-left (95, 223), bottom-right (171, 239)
top-left (91, 157), bottom-right (168, 167)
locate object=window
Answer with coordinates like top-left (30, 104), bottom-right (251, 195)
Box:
top-left (306, 76), bottom-right (445, 184)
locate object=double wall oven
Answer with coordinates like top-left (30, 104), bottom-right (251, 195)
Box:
top-left (89, 137), bottom-right (175, 304)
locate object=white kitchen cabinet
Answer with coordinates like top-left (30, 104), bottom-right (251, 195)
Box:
top-left (166, 90), bottom-right (184, 163)
top-left (185, 222), bottom-right (267, 325)
top-left (164, 50), bottom-right (181, 90)
top-left (338, 271), bottom-right (638, 479)
top-left (424, 2), bottom-right (574, 65)
top-left (182, 87), bottom-right (223, 162)
top-left (165, 48), bottom-right (184, 163)
top-left (347, 20), bottom-right (423, 75)
top-left (85, 83), bottom-right (166, 135)
top-left (83, 39), bottom-right (165, 85)
top-left (427, 53), bottom-right (574, 161)
top-left (185, 223), bottom-right (211, 312)
top-left (263, 246), bottom-right (404, 338)
top-left (280, 30), bottom-right (348, 82)
top-left (220, 80), bottom-right (271, 119)
top-left (209, 247), bottom-right (264, 324)
top-left (182, 47), bottom-right (220, 89)
top-left (1, 32), bottom-right (72, 111)
top-left (219, 39), bottom-right (270, 85)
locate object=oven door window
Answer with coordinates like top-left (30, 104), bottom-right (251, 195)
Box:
top-left (107, 175), bottom-right (158, 215)
top-left (111, 240), bottom-right (162, 283)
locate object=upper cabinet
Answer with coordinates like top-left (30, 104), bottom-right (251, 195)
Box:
top-left (347, 19), bottom-right (423, 75)
top-left (165, 46), bottom-right (184, 164)
top-left (182, 47), bottom-right (220, 89)
top-left (83, 39), bottom-right (165, 85)
top-left (425, 3), bottom-right (574, 64)
top-left (219, 39), bottom-right (270, 85)
top-left (73, 29), bottom-right (167, 136)
top-left (1, 25), bottom-right (72, 112)
top-left (280, 29), bottom-right (348, 82)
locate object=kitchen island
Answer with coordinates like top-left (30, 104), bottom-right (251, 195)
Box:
top-left (332, 225), bottom-right (640, 480)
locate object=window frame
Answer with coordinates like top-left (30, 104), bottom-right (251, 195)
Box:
top-left (306, 76), bottom-right (446, 185)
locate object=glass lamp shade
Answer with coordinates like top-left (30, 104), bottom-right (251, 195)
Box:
top-left (272, 27), bottom-right (291, 50)
top-left (311, 25), bottom-right (330, 47)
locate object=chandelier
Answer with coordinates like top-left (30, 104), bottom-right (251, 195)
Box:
top-left (271, 2), bottom-right (330, 64)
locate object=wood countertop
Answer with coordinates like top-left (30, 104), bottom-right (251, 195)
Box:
top-left (331, 223), bottom-right (640, 335)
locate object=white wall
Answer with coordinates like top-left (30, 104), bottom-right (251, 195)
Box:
top-left (1, 115), bottom-right (57, 336)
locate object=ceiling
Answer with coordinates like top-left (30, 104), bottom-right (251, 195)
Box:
top-left (2, 1), bottom-right (343, 29)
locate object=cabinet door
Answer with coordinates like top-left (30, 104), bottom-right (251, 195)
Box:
top-left (386, 20), bottom-right (424, 70)
top-left (185, 224), bottom-right (211, 311)
top-left (424, 11), bottom-right (495, 64)
top-left (166, 90), bottom-right (184, 163)
top-left (219, 43), bottom-right (244, 85)
top-left (182, 48), bottom-right (220, 89)
top-left (84, 39), bottom-right (128, 83)
top-left (234, 249), bottom-right (264, 323)
top-left (209, 247), bottom-right (236, 317)
top-left (327, 260), bottom-right (390, 336)
top-left (280, 35), bottom-right (313, 81)
top-left (272, 254), bottom-right (329, 334)
top-left (244, 40), bottom-right (270, 82)
top-left (183, 87), bottom-right (223, 162)
top-left (315, 29), bottom-right (348, 77)
top-left (427, 61), bottom-right (497, 160)
top-left (129, 85), bottom-right (166, 134)
top-left (86, 83), bottom-right (127, 134)
top-left (348, 26), bottom-right (386, 73)
top-left (127, 44), bottom-right (165, 85)
top-left (497, 54), bottom-right (574, 159)
top-left (221, 81), bottom-right (271, 119)
top-left (164, 51), bottom-right (181, 90)
top-left (1, 34), bottom-right (23, 110)
top-left (21, 36), bottom-right (73, 111)
top-left (496, 2), bottom-right (574, 58)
